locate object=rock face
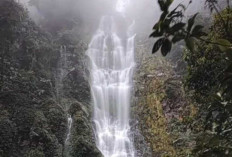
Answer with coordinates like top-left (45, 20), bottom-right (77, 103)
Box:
top-left (0, 1), bottom-right (102, 156)
top-left (68, 102), bottom-right (102, 157)
top-left (132, 42), bottom-right (194, 156)
top-left (61, 44), bottom-right (102, 157)
top-left (133, 52), bottom-right (176, 157)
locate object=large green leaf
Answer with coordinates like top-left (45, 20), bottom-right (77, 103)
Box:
top-left (158, 0), bottom-right (173, 12)
top-left (153, 21), bottom-right (161, 30)
top-left (166, 0), bottom-right (174, 8)
top-left (149, 30), bottom-right (163, 38)
top-left (187, 13), bottom-right (199, 33)
top-left (191, 25), bottom-right (206, 37)
top-left (185, 37), bottom-right (195, 52)
top-left (172, 33), bottom-right (185, 43)
top-left (152, 38), bottom-right (164, 54)
top-left (168, 22), bottom-right (185, 34)
top-left (216, 39), bottom-right (232, 55)
top-left (216, 39), bottom-right (231, 47)
top-left (161, 38), bottom-right (172, 56)
top-left (158, 0), bottom-right (166, 12)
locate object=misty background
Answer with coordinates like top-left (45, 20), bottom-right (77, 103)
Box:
top-left (18, 0), bottom-right (206, 44)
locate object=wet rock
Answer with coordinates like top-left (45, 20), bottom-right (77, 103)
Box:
top-left (69, 102), bottom-right (103, 157)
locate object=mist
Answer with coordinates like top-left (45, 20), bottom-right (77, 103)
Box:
top-left (18, 0), bottom-right (206, 42)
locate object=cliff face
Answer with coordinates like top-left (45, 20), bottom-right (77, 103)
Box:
top-left (133, 41), bottom-right (196, 157)
top-left (0, 1), bottom-right (101, 156)
top-left (61, 43), bottom-right (102, 157)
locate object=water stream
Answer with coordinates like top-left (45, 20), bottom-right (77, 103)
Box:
top-left (57, 46), bottom-right (73, 151)
top-left (87, 11), bottom-right (136, 157)
top-left (65, 114), bottom-right (73, 144)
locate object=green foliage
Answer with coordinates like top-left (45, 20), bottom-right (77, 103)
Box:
top-left (161, 38), bottom-right (172, 56)
top-left (152, 38), bottom-right (164, 53)
top-left (150, 0), bottom-right (232, 56)
top-left (194, 133), bottom-right (232, 157)
top-left (158, 0), bottom-right (174, 12)
top-left (133, 55), bottom-right (178, 156)
top-left (0, 0), bottom-right (99, 156)
top-left (183, 7), bottom-right (232, 157)
top-left (69, 102), bottom-right (103, 157)
top-left (151, 0), bottom-right (232, 156)
top-left (150, 1), bottom-right (207, 56)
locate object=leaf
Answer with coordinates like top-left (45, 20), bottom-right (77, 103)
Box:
top-left (165, 0), bottom-right (174, 8)
top-left (152, 38), bottom-right (164, 54)
top-left (216, 39), bottom-right (232, 52)
top-left (162, 19), bottom-right (171, 31)
top-left (167, 3), bottom-right (185, 22)
top-left (158, 0), bottom-right (166, 11)
top-left (172, 33), bottom-right (185, 43)
top-left (185, 37), bottom-right (195, 52)
top-left (196, 31), bottom-right (207, 37)
top-left (191, 25), bottom-right (207, 38)
top-left (161, 38), bottom-right (172, 56)
top-left (170, 4), bottom-right (186, 14)
top-left (216, 39), bottom-right (231, 47)
top-left (168, 22), bottom-right (185, 34)
top-left (153, 21), bottom-right (161, 30)
top-left (149, 30), bottom-right (163, 38)
top-left (158, 0), bottom-right (173, 12)
top-left (191, 25), bottom-right (204, 35)
top-left (187, 13), bottom-right (199, 33)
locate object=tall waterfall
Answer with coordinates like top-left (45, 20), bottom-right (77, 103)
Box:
top-left (87, 15), bottom-right (136, 157)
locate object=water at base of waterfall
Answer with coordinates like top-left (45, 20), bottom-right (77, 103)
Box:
top-left (87, 15), bottom-right (136, 157)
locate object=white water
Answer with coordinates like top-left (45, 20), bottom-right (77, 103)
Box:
top-left (65, 114), bottom-right (73, 144)
top-left (87, 13), bottom-right (136, 157)
top-left (57, 46), bottom-right (73, 147)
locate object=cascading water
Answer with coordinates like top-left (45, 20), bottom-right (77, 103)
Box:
top-left (87, 4), bottom-right (136, 157)
top-left (56, 46), bottom-right (73, 155)
top-left (65, 115), bottom-right (73, 144)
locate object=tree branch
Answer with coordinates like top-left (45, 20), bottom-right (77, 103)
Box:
top-left (196, 37), bottom-right (231, 47)
top-left (183, 30), bottom-right (231, 47)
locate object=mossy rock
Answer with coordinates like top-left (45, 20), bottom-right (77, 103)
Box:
top-left (25, 147), bottom-right (45, 157)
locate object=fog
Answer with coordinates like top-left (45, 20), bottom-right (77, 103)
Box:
top-left (18, 0), bottom-right (205, 41)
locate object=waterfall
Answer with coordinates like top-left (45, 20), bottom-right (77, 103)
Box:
top-left (56, 46), bottom-right (73, 153)
top-left (87, 15), bottom-right (136, 157)
top-left (65, 114), bottom-right (73, 144)
top-left (56, 46), bottom-right (68, 103)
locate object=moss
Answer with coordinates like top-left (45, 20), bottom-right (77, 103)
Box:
top-left (134, 54), bottom-right (177, 156)
top-left (133, 43), bottom-right (198, 156)
top-left (25, 147), bottom-right (45, 157)
top-left (69, 102), bottom-right (103, 157)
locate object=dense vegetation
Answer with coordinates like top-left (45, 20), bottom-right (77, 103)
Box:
top-left (150, 0), bottom-right (232, 156)
top-left (0, 0), bottom-right (101, 156)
